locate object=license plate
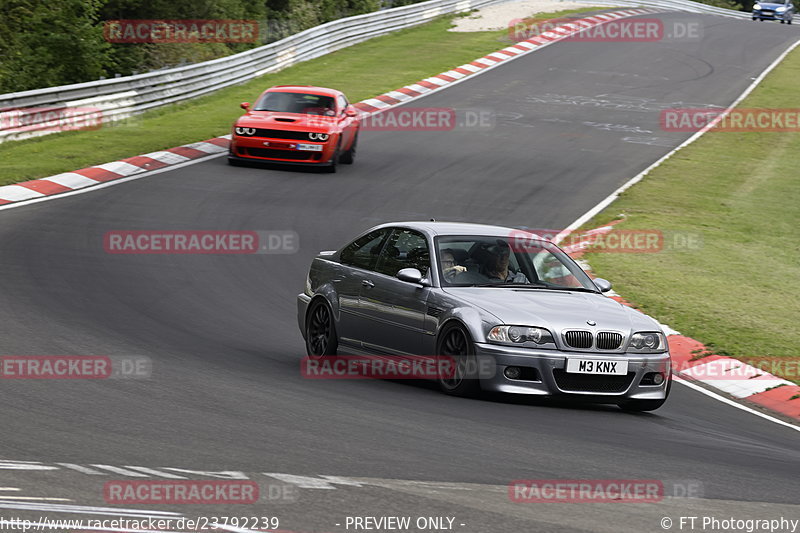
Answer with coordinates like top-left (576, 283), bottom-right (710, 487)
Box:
top-left (296, 143), bottom-right (323, 152)
top-left (566, 358), bottom-right (628, 375)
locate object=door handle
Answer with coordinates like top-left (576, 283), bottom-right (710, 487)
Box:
top-left (361, 279), bottom-right (375, 288)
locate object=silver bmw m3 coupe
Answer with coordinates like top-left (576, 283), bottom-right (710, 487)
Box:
top-left (297, 221), bottom-right (672, 411)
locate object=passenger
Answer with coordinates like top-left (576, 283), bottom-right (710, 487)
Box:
top-left (440, 249), bottom-right (467, 281)
top-left (481, 241), bottom-right (529, 283)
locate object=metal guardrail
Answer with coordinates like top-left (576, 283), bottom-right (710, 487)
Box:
top-left (0, 0), bottom-right (508, 143)
top-left (0, 0), bottom-right (765, 143)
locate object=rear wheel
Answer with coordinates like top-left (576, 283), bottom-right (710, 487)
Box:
top-left (437, 324), bottom-right (481, 397)
top-left (305, 299), bottom-right (338, 357)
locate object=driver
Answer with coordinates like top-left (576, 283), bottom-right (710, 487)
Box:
top-left (481, 240), bottom-right (530, 283)
top-left (440, 249), bottom-right (467, 281)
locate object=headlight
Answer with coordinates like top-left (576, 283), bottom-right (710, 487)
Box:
top-left (488, 325), bottom-right (555, 347)
top-left (235, 127), bottom-right (256, 136)
top-left (776, 6), bottom-right (786, 10)
top-left (627, 332), bottom-right (667, 353)
top-left (754, 3), bottom-right (762, 8)
top-left (308, 132), bottom-right (330, 141)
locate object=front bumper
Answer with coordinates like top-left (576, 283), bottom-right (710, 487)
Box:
top-left (753, 11), bottom-right (787, 19)
top-left (229, 136), bottom-right (334, 166)
top-left (297, 293), bottom-right (312, 340)
top-left (475, 342), bottom-right (670, 402)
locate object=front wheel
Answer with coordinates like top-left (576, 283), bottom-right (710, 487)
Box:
top-left (339, 132), bottom-right (358, 164)
top-left (305, 299), bottom-right (338, 357)
top-left (437, 324), bottom-right (481, 397)
top-left (323, 141), bottom-right (341, 173)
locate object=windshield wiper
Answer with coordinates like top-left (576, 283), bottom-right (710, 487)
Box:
top-left (541, 286), bottom-right (599, 293)
top-left (470, 283), bottom-right (550, 288)
top-left (469, 283), bottom-right (599, 293)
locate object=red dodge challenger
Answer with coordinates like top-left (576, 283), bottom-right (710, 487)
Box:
top-left (228, 85), bottom-right (360, 172)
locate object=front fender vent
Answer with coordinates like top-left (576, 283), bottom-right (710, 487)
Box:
top-left (426, 306), bottom-right (444, 318)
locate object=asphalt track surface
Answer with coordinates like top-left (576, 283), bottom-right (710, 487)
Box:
top-left (0, 12), bottom-right (798, 533)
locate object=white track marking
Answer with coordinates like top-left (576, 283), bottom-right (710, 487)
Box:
top-left (555, 37), bottom-right (800, 239)
top-left (471, 57), bottom-right (499, 67)
top-left (440, 69), bottom-right (467, 79)
top-left (0, 185), bottom-right (45, 202)
top-left (44, 173), bottom-right (101, 189)
top-left (161, 467), bottom-right (249, 479)
top-left (263, 473), bottom-right (364, 489)
top-left (405, 83), bottom-right (429, 93)
top-left (89, 464), bottom-right (149, 477)
top-left (422, 76), bottom-right (450, 86)
top-left (183, 141), bottom-right (227, 154)
top-left (0, 460), bottom-right (59, 471)
top-left (0, 496), bottom-right (71, 501)
top-left (0, 501), bottom-right (180, 516)
top-left (677, 380), bottom-right (800, 432)
top-left (0, 524), bottom-right (185, 533)
top-left (359, 98), bottom-right (392, 108)
top-left (122, 466), bottom-right (187, 478)
top-left (95, 162), bottom-right (144, 176)
top-left (383, 90), bottom-right (414, 101)
top-left (456, 63), bottom-right (482, 72)
top-left (139, 151), bottom-right (190, 165)
top-left (555, 38), bottom-right (800, 430)
top-left (56, 463), bottom-right (106, 475)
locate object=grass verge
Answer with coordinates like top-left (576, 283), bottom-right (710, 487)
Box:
top-left (581, 45), bottom-right (800, 383)
top-left (0, 7), bottom-right (602, 186)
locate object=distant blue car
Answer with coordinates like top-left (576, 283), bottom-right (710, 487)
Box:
top-left (753, 0), bottom-right (794, 23)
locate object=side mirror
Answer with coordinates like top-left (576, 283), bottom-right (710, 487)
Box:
top-left (593, 278), bottom-right (612, 293)
top-left (345, 107), bottom-right (358, 118)
top-left (396, 268), bottom-right (423, 284)
top-left (240, 102), bottom-right (250, 110)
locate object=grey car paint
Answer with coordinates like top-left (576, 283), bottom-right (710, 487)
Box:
top-left (298, 221), bottom-right (671, 405)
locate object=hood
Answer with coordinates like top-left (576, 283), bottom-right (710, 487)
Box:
top-left (443, 287), bottom-right (659, 335)
top-left (236, 111), bottom-right (336, 131)
top-left (756, 3), bottom-right (785, 7)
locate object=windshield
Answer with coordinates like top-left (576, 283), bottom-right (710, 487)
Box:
top-left (436, 235), bottom-right (597, 290)
top-left (254, 91), bottom-right (336, 115)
